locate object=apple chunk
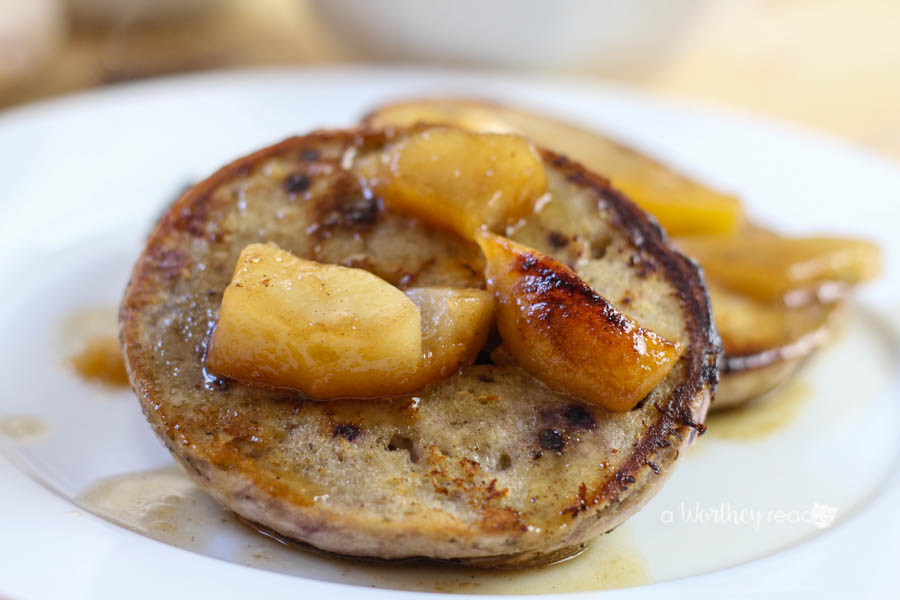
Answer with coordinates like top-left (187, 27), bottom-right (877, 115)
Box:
top-left (477, 232), bottom-right (682, 412)
top-left (356, 126), bottom-right (547, 239)
top-left (406, 287), bottom-right (495, 386)
top-left (206, 243), bottom-right (423, 398)
top-left (207, 244), bottom-right (495, 398)
top-left (675, 231), bottom-right (882, 303)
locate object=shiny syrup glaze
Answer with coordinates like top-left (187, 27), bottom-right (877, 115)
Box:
top-left (70, 336), bottom-right (129, 387)
top-left (0, 415), bottom-right (52, 443)
top-left (59, 306), bottom-right (129, 388)
top-left (706, 379), bottom-right (811, 441)
top-left (77, 463), bottom-right (648, 593)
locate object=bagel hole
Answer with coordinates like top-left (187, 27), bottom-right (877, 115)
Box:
top-left (387, 433), bottom-right (418, 463)
top-left (546, 230), bottom-right (570, 249)
top-left (497, 452), bottom-right (513, 471)
top-left (590, 234), bottom-right (613, 260)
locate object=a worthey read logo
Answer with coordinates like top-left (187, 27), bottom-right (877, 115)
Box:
top-left (660, 501), bottom-right (838, 530)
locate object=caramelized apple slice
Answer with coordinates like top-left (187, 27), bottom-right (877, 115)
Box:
top-left (675, 231), bottom-right (882, 304)
top-left (707, 282), bottom-right (837, 358)
top-left (206, 243), bottom-right (423, 398)
top-left (477, 232), bottom-right (682, 412)
top-left (364, 99), bottom-right (741, 236)
top-left (405, 287), bottom-right (495, 386)
top-left (356, 126), bottom-right (547, 239)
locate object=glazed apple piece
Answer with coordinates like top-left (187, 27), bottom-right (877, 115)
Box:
top-left (675, 231), bottom-right (882, 304)
top-left (405, 287), bottom-right (495, 387)
top-left (477, 232), bottom-right (682, 412)
top-left (355, 126), bottom-right (547, 239)
top-left (707, 281), bottom-right (838, 357)
top-left (206, 243), bottom-right (423, 398)
top-left (207, 244), bottom-right (495, 398)
top-left (364, 99), bottom-right (742, 236)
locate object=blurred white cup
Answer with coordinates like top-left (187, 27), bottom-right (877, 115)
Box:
top-left (311, 0), bottom-right (708, 74)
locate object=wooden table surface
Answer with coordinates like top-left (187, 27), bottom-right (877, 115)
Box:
top-left (4, 0), bottom-right (900, 164)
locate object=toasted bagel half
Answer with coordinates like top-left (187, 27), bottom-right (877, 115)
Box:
top-left (120, 127), bottom-right (718, 567)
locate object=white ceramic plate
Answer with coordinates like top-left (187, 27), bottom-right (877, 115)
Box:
top-left (0, 68), bottom-right (898, 599)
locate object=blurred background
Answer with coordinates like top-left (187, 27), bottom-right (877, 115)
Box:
top-left (2, 0), bottom-right (899, 162)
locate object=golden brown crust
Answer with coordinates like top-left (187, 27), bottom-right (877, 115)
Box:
top-left (120, 127), bottom-right (718, 566)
